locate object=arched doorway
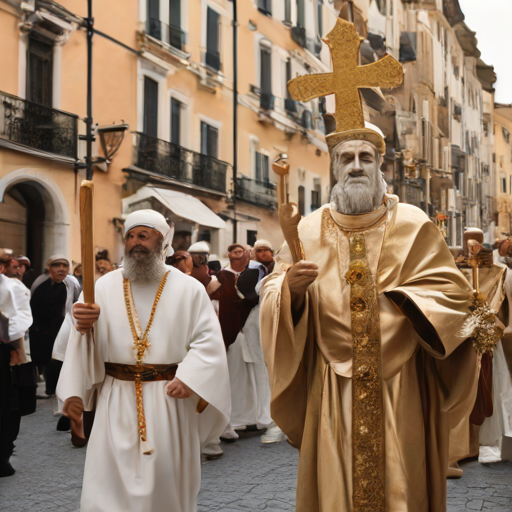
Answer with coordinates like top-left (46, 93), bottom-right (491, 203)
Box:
top-left (0, 170), bottom-right (70, 286)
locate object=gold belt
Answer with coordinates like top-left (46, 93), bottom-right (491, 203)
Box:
top-left (105, 362), bottom-right (178, 455)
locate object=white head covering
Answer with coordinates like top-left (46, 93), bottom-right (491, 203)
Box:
top-left (124, 209), bottom-right (174, 252)
top-left (254, 239), bottom-right (273, 251)
top-left (188, 241), bottom-right (210, 254)
top-left (47, 254), bottom-right (70, 267)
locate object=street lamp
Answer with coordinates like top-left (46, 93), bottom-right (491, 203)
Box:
top-left (97, 123), bottom-right (129, 163)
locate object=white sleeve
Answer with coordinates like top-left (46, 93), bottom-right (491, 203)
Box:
top-left (8, 281), bottom-right (33, 340)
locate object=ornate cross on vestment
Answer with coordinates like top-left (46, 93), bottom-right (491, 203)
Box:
top-left (287, 17), bottom-right (403, 134)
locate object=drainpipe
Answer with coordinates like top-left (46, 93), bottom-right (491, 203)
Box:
top-left (232, 0), bottom-right (238, 243)
top-left (85, 0), bottom-right (94, 181)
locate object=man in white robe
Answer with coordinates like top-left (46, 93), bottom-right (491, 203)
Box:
top-left (57, 209), bottom-right (230, 512)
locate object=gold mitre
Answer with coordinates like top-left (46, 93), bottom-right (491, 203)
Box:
top-left (288, 16), bottom-right (403, 154)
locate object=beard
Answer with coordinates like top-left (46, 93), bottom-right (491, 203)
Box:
top-left (122, 242), bottom-right (167, 282)
top-left (331, 172), bottom-right (387, 215)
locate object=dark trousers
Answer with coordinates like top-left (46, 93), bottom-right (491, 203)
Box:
top-left (0, 411), bottom-right (20, 466)
top-left (43, 359), bottom-right (63, 396)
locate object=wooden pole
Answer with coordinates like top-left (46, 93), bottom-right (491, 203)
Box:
top-left (80, 180), bottom-right (95, 304)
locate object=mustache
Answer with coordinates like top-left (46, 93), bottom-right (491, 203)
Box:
top-left (129, 245), bottom-right (150, 256)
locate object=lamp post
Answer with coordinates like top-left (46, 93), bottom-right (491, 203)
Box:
top-left (232, 0), bottom-right (238, 244)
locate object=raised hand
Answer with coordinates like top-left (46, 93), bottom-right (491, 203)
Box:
top-left (73, 303), bottom-right (101, 333)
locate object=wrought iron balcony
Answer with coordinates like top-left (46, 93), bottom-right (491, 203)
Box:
top-left (132, 132), bottom-right (228, 194)
top-left (235, 175), bottom-right (277, 210)
top-left (147, 18), bottom-right (186, 51)
top-left (0, 91), bottom-right (78, 160)
top-left (260, 91), bottom-right (275, 111)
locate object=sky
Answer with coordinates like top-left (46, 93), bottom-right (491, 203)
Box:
top-left (458, 0), bottom-right (512, 104)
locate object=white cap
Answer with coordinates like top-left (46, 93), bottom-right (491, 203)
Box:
top-left (124, 209), bottom-right (174, 250)
top-left (188, 241), bottom-right (210, 254)
top-left (47, 254), bottom-right (70, 266)
top-left (254, 239), bottom-right (273, 251)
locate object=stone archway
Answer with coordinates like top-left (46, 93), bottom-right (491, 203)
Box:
top-left (0, 169), bottom-right (71, 278)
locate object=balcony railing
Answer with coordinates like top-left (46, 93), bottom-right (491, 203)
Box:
top-left (147, 18), bottom-right (186, 51)
top-left (235, 175), bottom-right (277, 209)
top-left (132, 132), bottom-right (228, 194)
top-left (0, 91), bottom-right (78, 160)
top-left (291, 25), bottom-right (306, 48)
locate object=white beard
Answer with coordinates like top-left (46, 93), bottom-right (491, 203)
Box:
top-left (122, 246), bottom-right (167, 282)
top-left (331, 174), bottom-right (387, 215)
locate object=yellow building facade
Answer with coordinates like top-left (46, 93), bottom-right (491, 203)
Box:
top-left (0, 0), bottom-right (339, 277)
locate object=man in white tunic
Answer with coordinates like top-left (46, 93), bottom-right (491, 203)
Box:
top-left (57, 210), bottom-right (230, 512)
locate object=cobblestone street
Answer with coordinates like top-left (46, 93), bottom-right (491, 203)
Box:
top-left (1, 397), bottom-right (511, 512)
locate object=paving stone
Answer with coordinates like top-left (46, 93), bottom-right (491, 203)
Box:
top-left (1, 396), bottom-right (512, 511)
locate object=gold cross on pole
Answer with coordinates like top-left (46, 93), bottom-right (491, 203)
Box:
top-left (288, 17), bottom-right (403, 134)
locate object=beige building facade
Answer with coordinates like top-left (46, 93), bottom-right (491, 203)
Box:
top-left (0, 0), bottom-right (507, 278)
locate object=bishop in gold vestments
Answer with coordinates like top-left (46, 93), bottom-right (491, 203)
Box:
top-left (263, 15), bottom-right (479, 512)
top-left (260, 194), bottom-right (479, 512)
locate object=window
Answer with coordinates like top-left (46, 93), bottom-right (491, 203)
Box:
top-left (255, 151), bottom-right (269, 182)
top-left (26, 36), bottom-right (53, 107)
top-left (143, 76), bottom-right (159, 138)
top-left (483, 122), bottom-right (488, 137)
top-left (206, 7), bottom-right (221, 71)
top-left (147, 0), bottom-right (160, 40)
top-left (170, 98), bottom-right (183, 145)
top-left (284, 0), bottom-right (291, 24)
top-left (298, 186), bottom-right (305, 216)
top-left (260, 44), bottom-right (273, 109)
top-left (296, 0), bottom-right (305, 27)
top-left (169, 0), bottom-right (183, 50)
top-left (247, 230), bottom-right (257, 247)
top-left (317, 0), bottom-right (323, 37)
top-left (258, 0), bottom-right (272, 16)
top-left (503, 127), bottom-right (510, 144)
top-left (502, 177), bottom-right (507, 194)
top-left (311, 179), bottom-right (321, 211)
top-left (201, 121), bottom-right (218, 159)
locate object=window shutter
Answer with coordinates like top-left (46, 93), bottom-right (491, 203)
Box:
top-left (298, 186), bottom-right (305, 216)
top-left (201, 122), bottom-right (208, 155)
top-left (170, 0), bottom-right (181, 27)
top-left (143, 77), bottom-right (159, 138)
top-left (297, 0), bottom-right (305, 27)
top-left (147, 0), bottom-right (160, 39)
top-left (206, 8), bottom-right (221, 70)
top-left (27, 36), bottom-right (53, 107)
top-left (255, 151), bottom-right (262, 182)
top-left (262, 154), bottom-right (269, 182)
top-left (208, 125), bottom-right (219, 159)
top-left (170, 98), bottom-right (181, 146)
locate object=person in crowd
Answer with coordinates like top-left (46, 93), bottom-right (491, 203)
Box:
top-left (95, 250), bottom-right (113, 278)
top-left (253, 239), bottom-right (276, 273)
top-left (188, 242), bottom-right (221, 298)
top-left (0, 255), bottom-right (31, 344)
top-left (166, 250), bottom-right (193, 275)
top-left (57, 210), bottom-right (230, 512)
top-left (14, 255), bottom-right (31, 282)
top-left (73, 263), bottom-right (83, 285)
top-left (29, 256), bottom-right (81, 399)
top-left (0, 261), bottom-right (32, 477)
top-left (211, 244), bottom-right (272, 442)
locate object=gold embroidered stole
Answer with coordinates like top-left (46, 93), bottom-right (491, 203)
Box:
top-left (123, 271), bottom-right (170, 455)
top-left (346, 232), bottom-right (385, 511)
top-left (322, 207), bottom-right (386, 511)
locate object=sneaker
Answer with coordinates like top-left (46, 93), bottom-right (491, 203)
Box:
top-left (261, 426), bottom-right (287, 444)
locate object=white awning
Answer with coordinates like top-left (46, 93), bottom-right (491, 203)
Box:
top-left (122, 186), bottom-right (226, 229)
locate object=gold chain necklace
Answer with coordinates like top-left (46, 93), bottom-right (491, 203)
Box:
top-left (123, 270), bottom-right (170, 454)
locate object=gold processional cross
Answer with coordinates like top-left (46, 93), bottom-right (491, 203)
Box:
top-left (288, 17), bottom-right (403, 134)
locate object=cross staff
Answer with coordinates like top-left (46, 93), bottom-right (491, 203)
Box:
top-left (288, 17), bottom-right (403, 134)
